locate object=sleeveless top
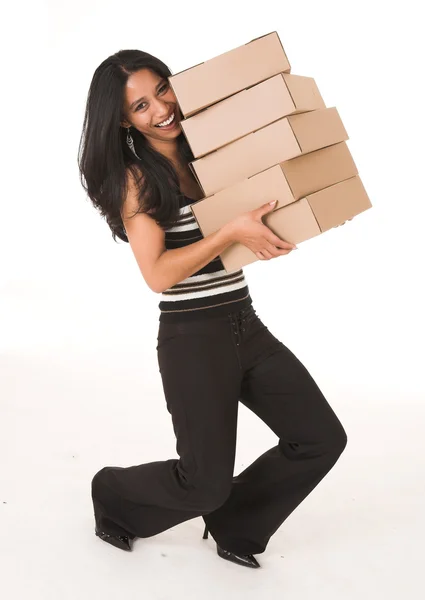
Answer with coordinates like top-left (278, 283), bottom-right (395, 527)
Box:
top-left (157, 194), bottom-right (252, 322)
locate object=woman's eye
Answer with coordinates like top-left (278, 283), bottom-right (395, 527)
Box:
top-left (135, 83), bottom-right (168, 110)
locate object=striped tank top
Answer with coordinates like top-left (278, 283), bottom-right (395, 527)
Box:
top-left (158, 194), bottom-right (252, 322)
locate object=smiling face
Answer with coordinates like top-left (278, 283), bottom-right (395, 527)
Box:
top-left (121, 68), bottom-right (182, 146)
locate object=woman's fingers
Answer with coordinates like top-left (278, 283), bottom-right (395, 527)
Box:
top-left (269, 233), bottom-right (296, 250)
top-left (256, 246), bottom-right (294, 260)
top-left (260, 249), bottom-right (273, 260)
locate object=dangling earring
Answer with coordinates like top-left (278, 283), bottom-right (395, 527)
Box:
top-left (126, 126), bottom-right (141, 159)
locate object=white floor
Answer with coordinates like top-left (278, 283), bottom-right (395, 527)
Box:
top-left (2, 347), bottom-right (423, 600)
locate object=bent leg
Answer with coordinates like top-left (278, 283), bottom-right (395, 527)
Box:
top-left (205, 322), bottom-right (347, 555)
top-left (91, 317), bottom-right (243, 539)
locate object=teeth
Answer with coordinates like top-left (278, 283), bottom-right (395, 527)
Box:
top-left (156, 113), bottom-right (175, 127)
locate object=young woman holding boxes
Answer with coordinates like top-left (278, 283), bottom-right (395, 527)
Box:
top-left (78, 49), bottom-right (347, 569)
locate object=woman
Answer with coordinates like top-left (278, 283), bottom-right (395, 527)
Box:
top-left (78, 49), bottom-right (347, 569)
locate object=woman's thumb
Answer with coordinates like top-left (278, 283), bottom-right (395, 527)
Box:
top-left (260, 200), bottom-right (278, 214)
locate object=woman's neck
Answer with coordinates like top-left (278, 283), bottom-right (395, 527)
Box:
top-left (148, 137), bottom-right (203, 199)
top-left (149, 137), bottom-right (180, 166)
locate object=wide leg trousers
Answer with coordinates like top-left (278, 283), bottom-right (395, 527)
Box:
top-left (91, 304), bottom-right (347, 555)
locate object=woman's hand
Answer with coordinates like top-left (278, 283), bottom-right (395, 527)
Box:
top-left (223, 200), bottom-right (297, 260)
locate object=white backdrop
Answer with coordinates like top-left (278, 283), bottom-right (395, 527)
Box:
top-left (1, 1), bottom-right (424, 598)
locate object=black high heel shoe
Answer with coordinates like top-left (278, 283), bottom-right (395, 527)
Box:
top-left (203, 525), bottom-right (260, 568)
top-left (95, 526), bottom-right (135, 551)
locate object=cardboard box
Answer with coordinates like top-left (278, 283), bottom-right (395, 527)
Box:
top-left (181, 73), bottom-right (326, 158)
top-left (190, 107), bottom-right (349, 196)
top-left (218, 176), bottom-right (372, 271)
top-left (191, 142), bottom-right (358, 235)
top-left (169, 32), bottom-right (291, 118)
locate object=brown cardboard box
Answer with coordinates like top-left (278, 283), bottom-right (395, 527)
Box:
top-left (190, 107), bottom-right (349, 196)
top-left (181, 73), bottom-right (326, 158)
top-left (191, 142), bottom-right (358, 232)
top-left (169, 32), bottom-right (291, 118)
top-left (219, 176), bottom-right (372, 271)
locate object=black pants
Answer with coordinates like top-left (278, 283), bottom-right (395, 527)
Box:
top-left (91, 304), bottom-right (347, 555)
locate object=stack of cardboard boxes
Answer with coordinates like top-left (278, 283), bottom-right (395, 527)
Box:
top-left (169, 32), bottom-right (372, 271)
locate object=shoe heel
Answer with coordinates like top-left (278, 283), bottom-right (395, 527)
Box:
top-left (202, 524), bottom-right (209, 540)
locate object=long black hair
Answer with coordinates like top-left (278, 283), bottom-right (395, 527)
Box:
top-left (77, 50), bottom-right (194, 243)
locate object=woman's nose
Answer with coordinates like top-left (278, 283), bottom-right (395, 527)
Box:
top-left (151, 98), bottom-right (170, 117)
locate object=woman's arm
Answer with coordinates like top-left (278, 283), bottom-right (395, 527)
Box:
top-left (153, 228), bottom-right (234, 293)
top-left (121, 172), bottom-right (235, 293)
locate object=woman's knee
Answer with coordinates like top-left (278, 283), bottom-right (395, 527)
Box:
top-left (320, 407), bottom-right (348, 457)
top-left (279, 419), bottom-right (347, 460)
top-left (332, 424), bottom-right (348, 455)
top-left (320, 418), bottom-right (348, 458)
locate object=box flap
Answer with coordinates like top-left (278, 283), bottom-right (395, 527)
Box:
top-left (281, 142), bottom-right (358, 199)
top-left (307, 176), bottom-right (372, 231)
top-left (282, 73), bottom-right (326, 113)
top-left (288, 107), bottom-right (349, 153)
